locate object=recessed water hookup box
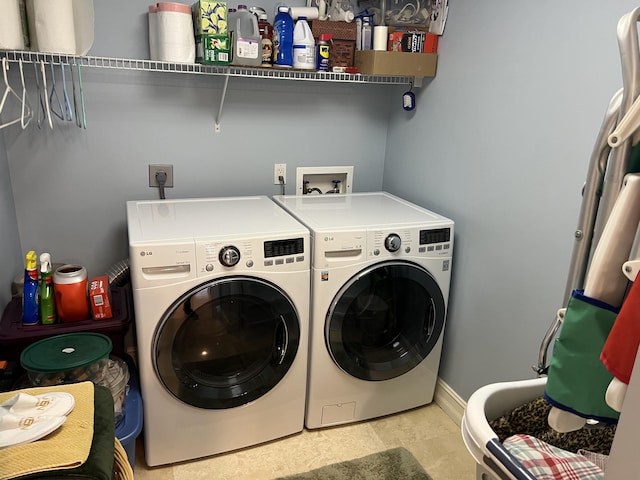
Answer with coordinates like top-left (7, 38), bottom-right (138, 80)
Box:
top-left (296, 166), bottom-right (354, 195)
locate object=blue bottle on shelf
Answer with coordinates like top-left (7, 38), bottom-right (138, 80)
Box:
top-left (22, 250), bottom-right (39, 326)
top-left (273, 6), bottom-right (293, 68)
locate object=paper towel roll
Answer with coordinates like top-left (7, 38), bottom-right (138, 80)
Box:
top-left (373, 26), bottom-right (388, 51)
top-left (26, 0), bottom-right (94, 55)
top-left (157, 2), bottom-right (196, 63)
top-left (290, 7), bottom-right (319, 21)
top-left (27, 0), bottom-right (76, 54)
top-left (0, 0), bottom-right (25, 50)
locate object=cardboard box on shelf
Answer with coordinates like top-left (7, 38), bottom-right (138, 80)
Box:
top-left (311, 20), bottom-right (357, 67)
top-left (192, 1), bottom-right (228, 36)
top-left (388, 26), bottom-right (438, 53)
top-left (354, 51), bottom-right (437, 77)
top-left (90, 275), bottom-right (113, 320)
top-left (196, 34), bottom-right (231, 65)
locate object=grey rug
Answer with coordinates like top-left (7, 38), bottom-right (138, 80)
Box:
top-left (274, 447), bottom-right (432, 480)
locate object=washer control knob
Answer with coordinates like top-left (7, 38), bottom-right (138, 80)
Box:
top-left (384, 233), bottom-right (401, 252)
top-left (219, 246), bottom-right (241, 267)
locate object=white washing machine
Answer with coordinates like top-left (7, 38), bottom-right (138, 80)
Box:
top-left (273, 192), bottom-right (454, 429)
top-left (126, 196), bottom-right (310, 466)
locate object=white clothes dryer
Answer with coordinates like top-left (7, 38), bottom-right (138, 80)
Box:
top-left (127, 196), bottom-right (310, 466)
top-left (273, 192), bottom-right (454, 429)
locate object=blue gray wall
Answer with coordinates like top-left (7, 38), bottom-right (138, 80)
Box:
top-left (383, 0), bottom-right (640, 399)
top-left (0, 134), bottom-right (21, 307)
top-left (2, 0), bottom-right (392, 283)
top-left (2, 1), bottom-right (640, 401)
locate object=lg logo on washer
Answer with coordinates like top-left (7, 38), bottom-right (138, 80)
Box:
top-left (140, 251), bottom-right (153, 256)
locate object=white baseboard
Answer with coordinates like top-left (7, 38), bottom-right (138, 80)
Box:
top-left (434, 377), bottom-right (466, 427)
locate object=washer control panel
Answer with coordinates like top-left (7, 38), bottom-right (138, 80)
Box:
top-left (370, 226), bottom-right (453, 259)
top-left (195, 236), bottom-right (308, 276)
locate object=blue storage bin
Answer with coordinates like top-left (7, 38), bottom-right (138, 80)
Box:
top-left (115, 354), bottom-right (143, 469)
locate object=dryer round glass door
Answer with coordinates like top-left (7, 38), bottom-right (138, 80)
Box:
top-left (153, 276), bottom-right (300, 409)
top-left (326, 261), bottom-right (445, 381)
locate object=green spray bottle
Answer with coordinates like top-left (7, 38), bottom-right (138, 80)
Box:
top-left (39, 253), bottom-right (56, 324)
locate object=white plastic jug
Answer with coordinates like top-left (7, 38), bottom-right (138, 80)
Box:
top-left (293, 16), bottom-right (315, 70)
top-left (229, 4), bottom-right (261, 67)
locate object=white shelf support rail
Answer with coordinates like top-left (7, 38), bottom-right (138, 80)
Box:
top-left (215, 71), bottom-right (230, 133)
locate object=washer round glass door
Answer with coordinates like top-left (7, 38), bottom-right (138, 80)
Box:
top-left (326, 261), bottom-right (445, 381)
top-left (153, 276), bottom-right (300, 409)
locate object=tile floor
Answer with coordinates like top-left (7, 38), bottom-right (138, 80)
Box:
top-left (132, 403), bottom-right (476, 480)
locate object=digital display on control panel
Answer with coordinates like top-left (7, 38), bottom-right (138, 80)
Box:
top-left (264, 237), bottom-right (304, 258)
top-left (420, 228), bottom-right (451, 245)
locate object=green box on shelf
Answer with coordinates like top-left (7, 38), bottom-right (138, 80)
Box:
top-left (192, 1), bottom-right (228, 35)
top-left (196, 34), bottom-right (231, 65)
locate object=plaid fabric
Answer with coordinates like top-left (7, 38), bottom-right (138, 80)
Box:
top-left (503, 434), bottom-right (604, 480)
top-left (577, 449), bottom-right (609, 471)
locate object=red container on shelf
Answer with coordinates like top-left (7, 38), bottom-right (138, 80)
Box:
top-left (53, 264), bottom-right (90, 322)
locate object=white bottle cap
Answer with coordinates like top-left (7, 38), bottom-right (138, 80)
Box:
top-left (40, 253), bottom-right (51, 273)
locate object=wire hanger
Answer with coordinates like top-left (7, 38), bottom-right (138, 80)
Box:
top-left (71, 62), bottom-right (80, 127)
top-left (33, 62), bottom-right (44, 128)
top-left (48, 62), bottom-right (65, 121)
top-left (0, 58), bottom-right (24, 130)
top-left (36, 61), bottom-right (53, 129)
top-left (60, 62), bottom-right (73, 121)
top-left (19, 59), bottom-right (33, 129)
top-left (77, 62), bottom-right (86, 129)
top-left (70, 61), bottom-right (86, 129)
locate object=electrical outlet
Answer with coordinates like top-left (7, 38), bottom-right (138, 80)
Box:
top-left (274, 163), bottom-right (286, 185)
top-left (149, 164), bottom-right (174, 187)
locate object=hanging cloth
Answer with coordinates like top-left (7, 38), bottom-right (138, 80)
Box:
top-left (544, 290), bottom-right (620, 424)
top-left (601, 273), bottom-right (640, 385)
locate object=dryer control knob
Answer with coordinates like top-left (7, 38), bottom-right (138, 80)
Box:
top-left (219, 246), bottom-right (241, 267)
top-left (384, 233), bottom-right (401, 252)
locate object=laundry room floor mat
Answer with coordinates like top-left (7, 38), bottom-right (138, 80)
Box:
top-left (272, 447), bottom-right (432, 480)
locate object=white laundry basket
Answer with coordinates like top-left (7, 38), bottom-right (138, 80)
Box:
top-left (461, 377), bottom-right (546, 480)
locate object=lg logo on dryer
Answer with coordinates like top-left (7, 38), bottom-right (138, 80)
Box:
top-left (140, 251), bottom-right (153, 256)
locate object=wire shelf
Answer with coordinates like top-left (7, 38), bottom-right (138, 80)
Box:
top-left (1, 50), bottom-right (413, 85)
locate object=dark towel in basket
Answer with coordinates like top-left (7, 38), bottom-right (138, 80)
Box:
top-left (489, 396), bottom-right (616, 455)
